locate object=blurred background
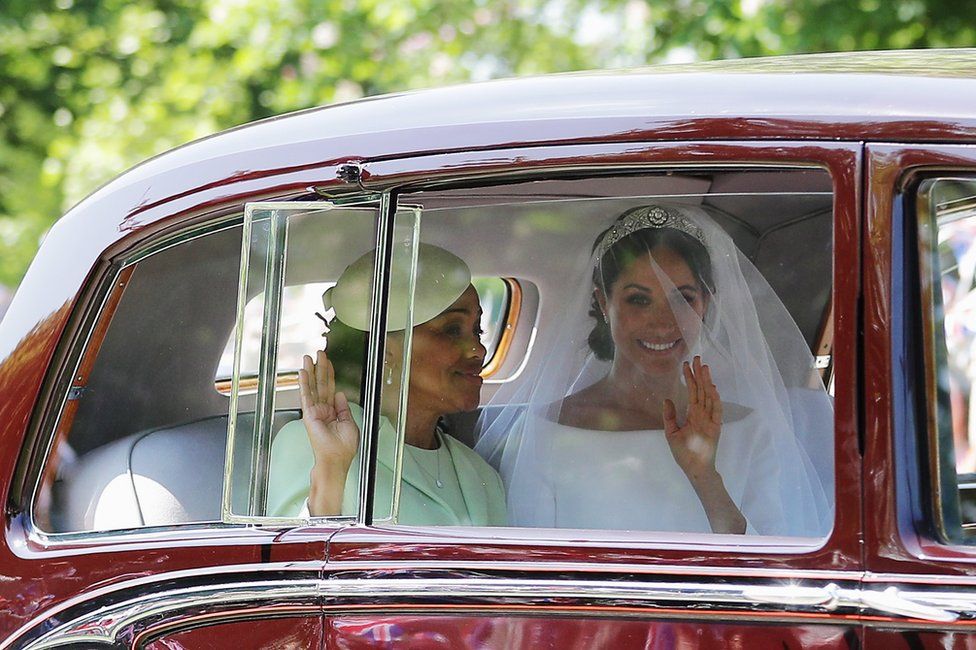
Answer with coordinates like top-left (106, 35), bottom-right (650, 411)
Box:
top-left (0, 0), bottom-right (972, 316)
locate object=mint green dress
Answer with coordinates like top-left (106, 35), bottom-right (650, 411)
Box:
top-left (267, 403), bottom-right (507, 526)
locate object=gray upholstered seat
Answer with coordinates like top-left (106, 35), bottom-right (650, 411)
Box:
top-left (55, 411), bottom-right (299, 532)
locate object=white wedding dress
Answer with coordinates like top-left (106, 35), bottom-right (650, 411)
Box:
top-left (498, 410), bottom-right (791, 535)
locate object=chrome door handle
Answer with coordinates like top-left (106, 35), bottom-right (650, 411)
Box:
top-left (748, 582), bottom-right (961, 623)
top-left (860, 586), bottom-right (959, 623)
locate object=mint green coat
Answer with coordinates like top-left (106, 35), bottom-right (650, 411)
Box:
top-left (267, 404), bottom-right (507, 526)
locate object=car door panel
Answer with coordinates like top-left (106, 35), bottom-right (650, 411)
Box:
top-left (319, 140), bottom-right (862, 645)
top-left (863, 144), bottom-right (976, 647)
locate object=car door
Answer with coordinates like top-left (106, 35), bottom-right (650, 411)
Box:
top-left (863, 144), bottom-right (976, 648)
top-left (314, 140), bottom-right (865, 647)
top-left (0, 168), bottom-right (387, 647)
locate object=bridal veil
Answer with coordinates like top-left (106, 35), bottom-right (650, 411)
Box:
top-left (474, 202), bottom-right (833, 537)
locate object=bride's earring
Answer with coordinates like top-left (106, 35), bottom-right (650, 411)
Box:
top-left (385, 364), bottom-right (394, 385)
top-left (594, 288), bottom-right (608, 323)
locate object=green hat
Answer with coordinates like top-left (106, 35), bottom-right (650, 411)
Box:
top-left (323, 243), bottom-right (471, 331)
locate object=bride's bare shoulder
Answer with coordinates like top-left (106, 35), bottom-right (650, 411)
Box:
top-left (555, 385), bottom-right (611, 428)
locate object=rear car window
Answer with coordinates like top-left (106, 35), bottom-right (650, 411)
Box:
top-left (37, 224), bottom-right (244, 533)
top-left (215, 276), bottom-right (514, 395)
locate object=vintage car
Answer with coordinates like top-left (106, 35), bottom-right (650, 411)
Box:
top-left (2, 49), bottom-right (976, 648)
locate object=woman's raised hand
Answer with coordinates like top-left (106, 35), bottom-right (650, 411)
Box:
top-left (662, 355), bottom-right (723, 480)
top-left (299, 349), bottom-right (360, 516)
top-left (663, 356), bottom-right (744, 534)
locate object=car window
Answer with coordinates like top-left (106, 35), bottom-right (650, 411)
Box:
top-left (380, 169), bottom-right (836, 539)
top-left (916, 176), bottom-right (976, 543)
top-left (225, 201), bottom-right (400, 522)
top-left (229, 170), bottom-right (836, 540)
top-left (214, 276), bottom-right (513, 395)
top-left (225, 199), bottom-right (532, 525)
top-left (36, 223), bottom-right (244, 533)
top-left (470, 276), bottom-right (514, 375)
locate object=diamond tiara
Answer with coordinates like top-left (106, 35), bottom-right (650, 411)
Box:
top-left (594, 205), bottom-right (706, 262)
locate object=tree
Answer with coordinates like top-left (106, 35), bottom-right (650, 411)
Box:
top-left (1, 0), bottom-right (971, 287)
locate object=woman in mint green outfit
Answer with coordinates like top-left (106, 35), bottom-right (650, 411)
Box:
top-left (268, 245), bottom-right (506, 526)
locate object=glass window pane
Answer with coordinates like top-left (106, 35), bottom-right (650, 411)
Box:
top-left (919, 177), bottom-right (976, 539)
top-left (228, 202), bottom-right (382, 522)
top-left (387, 169), bottom-right (835, 538)
top-left (472, 276), bottom-right (510, 365)
top-left (39, 224), bottom-right (243, 533)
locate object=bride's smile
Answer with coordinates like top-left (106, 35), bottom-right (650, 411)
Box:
top-left (636, 338), bottom-right (681, 352)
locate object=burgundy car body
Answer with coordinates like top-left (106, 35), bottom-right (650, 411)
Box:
top-left (1, 50), bottom-right (975, 648)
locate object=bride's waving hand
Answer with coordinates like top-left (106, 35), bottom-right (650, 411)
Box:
top-left (664, 357), bottom-right (744, 534)
top-left (663, 357), bottom-right (723, 479)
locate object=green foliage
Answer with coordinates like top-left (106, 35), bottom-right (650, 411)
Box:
top-left (0, 0), bottom-right (971, 287)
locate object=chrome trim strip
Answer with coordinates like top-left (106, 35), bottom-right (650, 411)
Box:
top-left (388, 206), bottom-right (423, 524)
top-left (320, 559), bottom-right (858, 582)
top-left (20, 579), bottom-right (322, 649)
top-left (10, 561), bottom-right (324, 632)
top-left (902, 589), bottom-right (976, 611)
top-left (16, 554), bottom-right (976, 650)
top-left (363, 155), bottom-right (827, 194)
top-left (17, 574), bottom-right (970, 649)
top-left (358, 191), bottom-right (394, 524)
top-left (248, 206), bottom-right (288, 516)
top-left (860, 587), bottom-right (957, 623)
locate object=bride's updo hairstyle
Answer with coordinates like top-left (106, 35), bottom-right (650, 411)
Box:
top-left (588, 205), bottom-right (714, 361)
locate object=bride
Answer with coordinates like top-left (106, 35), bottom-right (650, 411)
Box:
top-left (475, 203), bottom-right (832, 537)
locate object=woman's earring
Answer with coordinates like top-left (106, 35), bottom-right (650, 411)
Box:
top-left (385, 365), bottom-right (394, 385)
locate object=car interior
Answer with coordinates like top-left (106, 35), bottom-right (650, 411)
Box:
top-left (43, 169), bottom-right (835, 534)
